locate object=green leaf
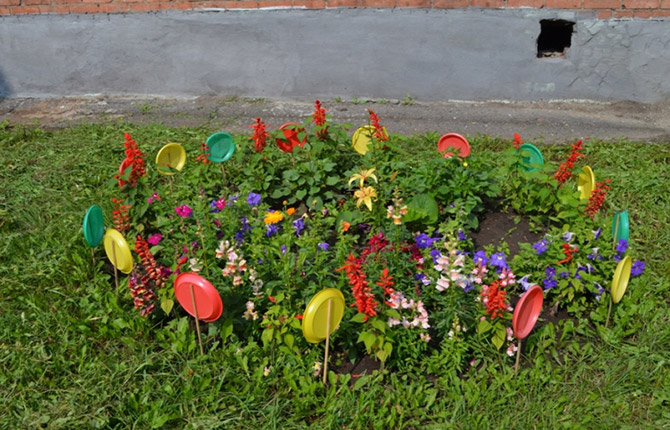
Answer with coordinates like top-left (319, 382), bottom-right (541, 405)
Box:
top-left (296, 189), bottom-right (307, 200)
top-left (326, 176), bottom-right (339, 186)
top-left (371, 318), bottom-right (387, 333)
top-left (492, 326), bottom-right (506, 350)
top-left (261, 328), bottom-right (274, 347)
top-left (221, 318), bottom-right (234, 341)
top-left (284, 333), bottom-right (294, 350)
top-left (351, 313), bottom-right (367, 323)
top-left (358, 331), bottom-right (376, 352)
top-left (405, 193), bottom-right (439, 224)
top-left (160, 298), bottom-right (174, 315)
top-left (478, 319), bottom-right (492, 334)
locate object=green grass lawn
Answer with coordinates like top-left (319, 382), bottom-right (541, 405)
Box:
top-left (1, 122), bottom-right (669, 429)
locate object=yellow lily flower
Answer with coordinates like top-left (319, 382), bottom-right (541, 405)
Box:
top-left (354, 186), bottom-right (378, 211)
top-left (348, 168), bottom-right (378, 188)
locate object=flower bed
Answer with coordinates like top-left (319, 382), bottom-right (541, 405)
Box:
top-left (94, 102), bottom-right (645, 374)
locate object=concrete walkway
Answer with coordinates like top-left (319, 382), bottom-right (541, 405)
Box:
top-left (1, 96), bottom-right (669, 143)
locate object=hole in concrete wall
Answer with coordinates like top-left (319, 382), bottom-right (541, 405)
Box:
top-left (537, 19), bottom-right (575, 59)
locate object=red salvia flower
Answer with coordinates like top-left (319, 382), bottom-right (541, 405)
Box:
top-left (513, 133), bottom-right (522, 151)
top-left (312, 100), bottom-right (328, 140)
top-left (557, 243), bottom-right (579, 265)
top-left (194, 142), bottom-right (211, 165)
top-left (115, 132), bottom-right (147, 188)
top-left (481, 280), bottom-right (508, 319)
top-left (368, 109), bottom-right (388, 142)
top-left (554, 139), bottom-right (585, 187)
top-left (135, 235), bottom-right (169, 289)
top-left (112, 197), bottom-right (132, 234)
top-left (128, 269), bottom-right (157, 317)
top-left (250, 117), bottom-right (269, 154)
top-left (336, 253), bottom-right (378, 321)
top-left (584, 179), bottom-right (611, 219)
top-left (376, 267), bottom-right (395, 306)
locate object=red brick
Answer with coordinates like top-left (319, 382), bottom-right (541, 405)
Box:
top-left (0, 5), bottom-right (10, 13)
top-left (39, 4), bottom-right (71, 12)
top-left (661, 0), bottom-right (670, 7)
top-left (632, 8), bottom-right (651, 15)
top-left (433, 0), bottom-right (468, 7)
top-left (584, 0), bottom-right (619, 7)
top-left (596, 8), bottom-right (612, 15)
top-left (546, 0), bottom-right (580, 7)
top-left (191, 0), bottom-right (227, 6)
top-left (508, 0), bottom-right (544, 7)
top-left (327, 0), bottom-right (359, 6)
top-left (52, 0), bottom-right (81, 5)
top-left (397, 0), bottom-right (430, 6)
top-left (0, 0), bottom-right (20, 6)
top-left (159, 1), bottom-right (193, 8)
top-left (11, 5), bottom-right (40, 12)
top-left (293, 0), bottom-right (326, 7)
top-left (652, 9), bottom-right (670, 15)
top-left (222, 0), bottom-right (258, 6)
top-left (98, 3), bottom-right (119, 11)
top-left (69, 3), bottom-right (99, 11)
top-left (23, 0), bottom-right (49, 6)
top-left (146, 0), bottom-right (169, 3)
top-left (621, 0), bottom-right (657, 7)
top-left (614, 8), bottom-right (632, 15)
top-left (470, 0), bottom-right (505, 6)
top-left (126, 2), bottom-right (158, 10)
top-left (361, 0), bottom-right (395, 6)
top-left (258, 0), bottom-right (292, 5)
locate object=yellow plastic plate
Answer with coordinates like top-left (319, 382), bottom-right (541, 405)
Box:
top-left (611, 256), bottom-right (632, 304)
top-left (103, 228), bottom-right (133, 274)
top-left (155, 143), bottom-right (186, 176)
top-left (577, 165), bottom-right (595, 200)
top-left (301, 288), bottom-right (345, 343)
top-left (352, 126), bottom-right (374, 155)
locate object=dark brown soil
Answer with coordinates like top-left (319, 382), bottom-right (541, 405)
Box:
top-left (469, 211), bottom-right (543, 257)
top-left (332, 354), bottom-right (381, 376)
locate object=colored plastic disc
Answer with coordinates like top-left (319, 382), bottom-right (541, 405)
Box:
top-left (577, 165), bottom-right (596, 200)
top-left (352, 126), bottom-right (375, 155)
top-left (611, 210), bottom-right (630, 243)
top-left (438, 133), bottom-right (471, 158)
top-left (518, 143), bottom-right (544, 172)
top-left (103, 228), bottom-right (133, 274)
top-left (278, 123), bottom-right (306, 153)
top-left (611, 256), bottom-right (632, 304)
top-left (206, 132), bottom-right (236, 163)
top-left (512, 285), bottom-right (544, 340)
top-left (174, 273), bottom-right (223, 322)
top-left (155, 143), bottom-right (186, 176)
top-left (83, 205), bottom-right (105, 248)
top-left (302, 288), bottom-right (345, 343)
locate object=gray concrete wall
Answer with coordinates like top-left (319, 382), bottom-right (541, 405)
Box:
top-left (1, 9), bottom-right (669, 102)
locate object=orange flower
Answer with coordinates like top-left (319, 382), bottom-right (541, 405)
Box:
top-left (554, 140), bottom-right (585, 186)
top-left (264, 210), bottom-right (284, 224)
top-left (286, 207), bottom-right (296, 216)
top-left (341, 221), bottom-right (351, 232)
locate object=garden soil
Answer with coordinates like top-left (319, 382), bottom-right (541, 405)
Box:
top-left (2, 96), bottom-right (670, 143)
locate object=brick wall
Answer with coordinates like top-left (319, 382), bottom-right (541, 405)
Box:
top-left (1, 0), bottom-right (669, 18)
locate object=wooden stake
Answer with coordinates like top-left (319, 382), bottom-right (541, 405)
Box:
top-left (514, 339), bottom-right (522, 374)
top-left (323, 298), bottom-right (332, 384)
top-left (606, 296), bottom-right (613, 328)
top-left (612, 213), bottom-right (620, 252)
top-left (220, 164), bottom-right (227, 184)
top-left (91, 247), bottom-right (95, 267)
top-left (190, 283), bottom-right (205, 356)
top-left (112, 242), bottom-right (119, 298)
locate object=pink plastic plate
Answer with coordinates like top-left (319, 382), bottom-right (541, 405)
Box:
top-left (512, 285), bottom-right (543, 340)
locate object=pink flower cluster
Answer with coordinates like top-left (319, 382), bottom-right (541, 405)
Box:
top-left (216, 240), bottom-right (247, 286)
top-left (434, 249), bottom-right (467, 292)
top-left (386, 290), bottom-right (430, 331)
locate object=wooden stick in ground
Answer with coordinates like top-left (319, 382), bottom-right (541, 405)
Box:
top-left (514, 339), bottom-right (522, 374)
top-left (189, 283), bottom-right (205, 356)
top-left (606, 296), bottom-right (613, 328)
top-left (112, 242), bottom-right (119, 298)
top-left (323, 298), bottom-right (333, 384)
top-left (91, 247), bottom-right (95, 267)
top-left (612, 214), bottom-right (620, 251)
top-left (220, 164), bottom-right (227, 184)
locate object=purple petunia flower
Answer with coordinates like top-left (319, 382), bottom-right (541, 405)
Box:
top-left (473, 250), bottom-right (488, 266)
top-left (543, 266), bottom-right (557, 290)
top-left (489, 252), bottom-right (508, 272)
top-left (545, 266), bottom-right (556, 278)
top-left (559, 271), bottom-right (569, 279)
top-left (266, 224), bottom-right (280, 237)
top-left (430, 249), bottom-right (442, 264)
top-left (592, 228), bottom-right (602, 241)
top-left (562, 231), bottom-right (575, 242)
top-left (293, 218), bottom-right (305, 237)
top-left (631, 260), bottom-right (646, 277)
top-left (318, 242), bottom-right (330, 252)
top-left (519, 275), bottom-right (533, 291)
top-left (532, 239), bottom-right (549, 255)
top-left (457, 230), bottom-right (467, 241)
top-left (616, 239), bottom-right (628, 255)
top-left (247, 192), bottom-right (261, 206)
top-left (281, 245), bottom-right (287, 256)
top-left (415, 233), bottom-right (436, 249)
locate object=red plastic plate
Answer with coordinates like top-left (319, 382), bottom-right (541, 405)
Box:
top-left (512, 285), bottom-right (543, 340)
top-left (437, 133), bottom-right (471, 158)
top-left (174, 273), bottom-right (223, 322)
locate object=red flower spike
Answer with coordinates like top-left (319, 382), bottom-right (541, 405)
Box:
top-left (557, 243), bottom-right (579, 265)
top-left (114, 132), bottom-right (147, 188)
top-left (111, 197), bottom-right (132, 234)
top-left (368, 109), bottom-right (388, 142)
top-left (250, 118), bottom-right (269, 154)
top-left (481, 280), bottom-right (508, 319)
top-left (195, 142), bottom-right (211, 165)
top-left (584, 179), bottom-right (611, 219)
top-left (513, 133), bottom-right (522, 151)
top-left (376, 268), bottom-right (395, 298)
top-left (554, 139), bottom-right (585, 187)
top-left (336, 253), bottom-right (378, 321)
top-left (312, 100), bottom-right (328, 140)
